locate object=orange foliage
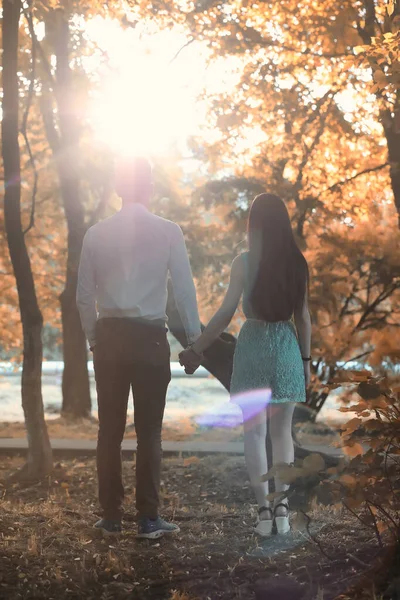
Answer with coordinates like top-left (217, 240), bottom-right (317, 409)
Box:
top-left (1, 0), bottom-right (399, 375)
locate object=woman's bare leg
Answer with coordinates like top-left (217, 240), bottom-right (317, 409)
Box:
top-left (269, 402), bottom-right (296, 515)
top-left (241, 406), bottom-right (269, 509)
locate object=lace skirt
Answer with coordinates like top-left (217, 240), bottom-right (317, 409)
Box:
top-left (230, 319), bottom-right (306, 404)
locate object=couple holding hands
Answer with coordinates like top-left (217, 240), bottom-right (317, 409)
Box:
top-left (77, 157), bottom-right (311, 540)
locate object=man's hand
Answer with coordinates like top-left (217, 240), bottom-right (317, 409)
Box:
top-left (179, 347), bottom-right (202, 375)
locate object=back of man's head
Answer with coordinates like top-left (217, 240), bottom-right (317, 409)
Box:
top-left (115, 156), bottom-right (153, 205)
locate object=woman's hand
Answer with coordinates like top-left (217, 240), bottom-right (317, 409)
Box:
top-left (303, 360), bottom-right (311, 387)
top-left (179, 347), bottom-right (202, 375)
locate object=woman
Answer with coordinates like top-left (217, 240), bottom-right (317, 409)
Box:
top-left (180, 193), bottom-right (311, 536)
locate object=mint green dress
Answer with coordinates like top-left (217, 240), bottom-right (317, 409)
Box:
top-left (230, 253), bottom-right (306, 404)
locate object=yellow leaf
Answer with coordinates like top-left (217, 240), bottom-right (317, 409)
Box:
top-left (339, 474), bottom-right (357, 486)
top-left (369, 397), bottom-right (388, 409)
top-left (353, 45), bottom-right (366, 55)
top-left (369, 439), bottom-right (383, 450)
top-left (303, 453), bottom-right (325, 473)
top-left (387, 1), bottom-right (394, 17)
top-left (345, 495), bottom-right (364, 509)
top-left (377, 520), bottom-right (388, 534)
top-left (343, 417), bottom-right (362, 433)
top-left (292, 511), bottom-right (309, 531)
top-left (343, 443), bottom-right (364, 457)
top-left (183, 456), bottom-right (200, 467)
top-left (266, 491), bottom-right (285, 502)
top-left (326, 467), bottom-right (338, 476)
top-left (335, 369), bottom-right (370, 383)
top-left (374, 69), bottom-right (386, 84)
top-left (262, 465), bottom-right (304, 483)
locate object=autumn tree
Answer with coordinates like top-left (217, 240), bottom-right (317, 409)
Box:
top-left (29, 4), bottom-right (112, 418)
top-left (143, 0), bottom-right (400, 414)
top-left (1, 0), bottom-right (397, 429)
top-left (38, 8), bottom-right (92, 419)
top-left (168, 0), bottom-right (400, 222)
top-left (1, 0), bottom-right (52, 477)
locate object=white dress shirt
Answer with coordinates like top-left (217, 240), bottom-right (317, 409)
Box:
top-left (76, 203), bottom-right (201, 347)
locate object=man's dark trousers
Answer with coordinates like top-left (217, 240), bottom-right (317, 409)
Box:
top-left (94, 317), bottom-right (171, 521)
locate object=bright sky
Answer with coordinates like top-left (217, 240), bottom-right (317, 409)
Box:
top-left (84, 18), bottom-right (240, 159)
top-left (31, 15), bottom-right (378, 169)
top-left (82, 17), bottom-right (379, 166)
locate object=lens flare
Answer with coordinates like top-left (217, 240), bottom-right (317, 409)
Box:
top-left (195, 388), bottom-right (272, 428)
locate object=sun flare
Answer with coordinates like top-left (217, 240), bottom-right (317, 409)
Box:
top-left (85, 20), bottom-right (209, 157)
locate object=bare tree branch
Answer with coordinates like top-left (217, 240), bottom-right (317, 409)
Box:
top-left (341, 350), bottom-right (372, 367)
top-left (293, 92), bottom-right (336, 237)
top-left (235, 24), bottom-right (354, 58)
top-left (21, 4), bottom-right (38, 236)
top-left (356, 0), bottom-right (377, 44)
top-left (324, 163), bottom-right (389, 194)
top-left (168, 38), bottom-right (195, 65)
top-left (353, 284), bottom-right (399, 332)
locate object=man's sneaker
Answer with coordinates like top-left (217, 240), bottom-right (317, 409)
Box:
top-left (93, 518), bottom-right (122, 537)
top-left (137, 516), bottom-right (180, 540)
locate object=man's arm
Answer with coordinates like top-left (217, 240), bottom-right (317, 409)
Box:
top-left (76, 229), bottom-right (97, 348)
top-left (168, 224), bottom-right (201, 345)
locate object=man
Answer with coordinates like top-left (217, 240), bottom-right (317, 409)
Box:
top-left (77, 157), bottom-right (202, 538)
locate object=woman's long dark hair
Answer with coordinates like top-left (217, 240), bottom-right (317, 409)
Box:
top-left (247, 193), bottom-right (308, 322)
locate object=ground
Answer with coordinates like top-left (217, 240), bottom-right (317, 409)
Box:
top-left (0, 455), bottom-right (391, 600)
top-left (0, 416), bottom-right (340, 448)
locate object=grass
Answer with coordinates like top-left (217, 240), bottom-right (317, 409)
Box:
top-left (0, 454), bottom-right (390, 600)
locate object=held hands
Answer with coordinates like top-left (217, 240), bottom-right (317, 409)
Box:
top-left (179, 346), bottom-right (203, 375)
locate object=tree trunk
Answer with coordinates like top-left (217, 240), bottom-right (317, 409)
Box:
top-left (382, 94), bottom-right (400, 228)
top-left (45, 9), bottom-right (91, 418)
top-left (2, 0), bottom-right (52, 477)
top-left (385, 2), bottom-right (400, 226)
top-left (60, 261), bottom-right (91, 419)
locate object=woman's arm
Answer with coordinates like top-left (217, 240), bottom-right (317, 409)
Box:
top-left (191, 255), bottom-right (245, 355)
top-left (294, 289), bottom-right (312, 385)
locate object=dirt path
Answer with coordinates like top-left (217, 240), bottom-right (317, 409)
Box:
top-left (0, 455), bottom-right (383, 600)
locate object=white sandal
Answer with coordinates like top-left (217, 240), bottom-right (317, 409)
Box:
top-left (274, 502), bottom-right (290, 534)
top-left (254, 506), bottom-right (273, 537)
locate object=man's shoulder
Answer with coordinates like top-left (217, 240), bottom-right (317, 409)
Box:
top-left (85, 213), bottom-right (119, 237)
top-left (149, 212), bottom-right (178, 227)
top-left (85, 211), bottom-right (182, 242)
top-left (149, 213), bottom-right (182, 235)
